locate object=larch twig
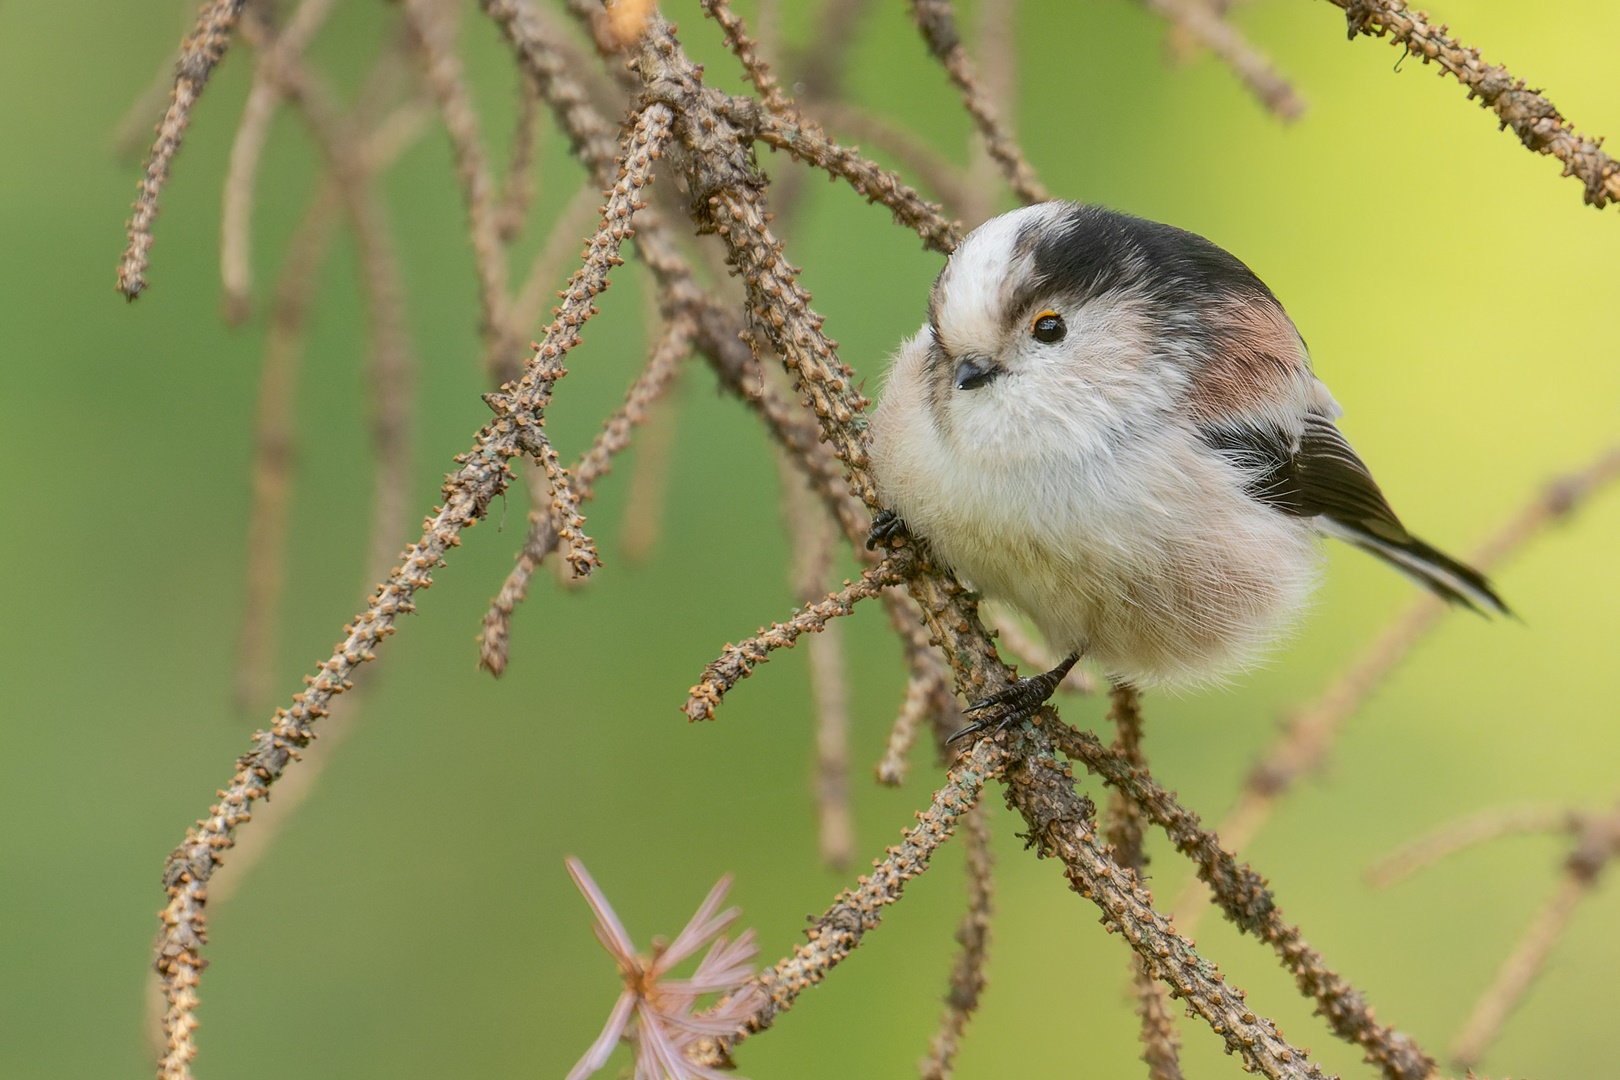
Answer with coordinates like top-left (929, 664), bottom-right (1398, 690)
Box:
top-left (684, 560), bottom-right (907, 723)
top-left (479, 313), bottom-right (696, 675)
top-left (1326, 0), bottom-right (1620, 209)
top-left (1174, 443), bottom-right (1620, 934)
top-left (120, 0), bottom-right (250, 298)
top-left (1142, 0), bottom-right (1303, 120)
top-left (1367, 804), bottom-right (1583, 890)
top-left (220, 0), bottom-right (345, 322)
top-left (907, 0), bottom-right (1048, 206)
top-left (919, 801), bottom-right (993, 1079)
top-left (1103, 684), bottom-right (1185, 1080)
top-left (154, 104), bottom-right (672, 1080)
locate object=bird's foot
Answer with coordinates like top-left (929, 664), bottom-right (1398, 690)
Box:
top-left (866, 509), bottom-right (909, 551)
top-left (949, 653), bottom-right (1080, 743)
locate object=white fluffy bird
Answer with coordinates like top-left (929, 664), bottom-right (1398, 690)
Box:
top-left (868, 202), bottom-right (1505, 733)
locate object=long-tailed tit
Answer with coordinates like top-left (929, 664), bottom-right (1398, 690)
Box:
top-left (867, 201), bottom-right (1506, 737)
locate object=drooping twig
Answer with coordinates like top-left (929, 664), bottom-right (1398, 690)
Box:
top-left (219, 0), bottom-right (346, 322)
top-left (1103, 684), bottom-right (1185, 1080)
top-left (234, 187), bottom-right (340, 714)
top-left (726, 99), bottom-right (963, 255)
top-left (1327, 0), bottom-right (1620, 209)
top-left (479, 314), bottom-right (696, 675)
top-left (1174, 443), bottom-right (1620, 933)
top-left (1141, 0), bottom-right (1303, 120)
top-left (807, 101), bottom-right (978, 220)
top-left (778, 452), bottom-right (856, 869)
top-left (711, 737), bottom-right (998, 1054)
top-left (496, 68), bottom-right (542, 243)
top-left (154, 105), bottom-right (672, 1080)
top-left (120, 0), bottom-right (250, 298)
top-left (233, 96), bottom-right (431, 713)
top-left (907, 0), bottom-right (1048, 205)
top-left (919, 801), bottom-right (993, 1079)
top-left (400, 0), bottom-right (512, 360)
top-left (684, 560), bottom-right (907, 722)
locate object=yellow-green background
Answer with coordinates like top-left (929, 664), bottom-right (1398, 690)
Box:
top-left (2, 0), bottom-right (1617, 1076)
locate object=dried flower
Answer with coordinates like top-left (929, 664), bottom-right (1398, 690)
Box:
top-left (565, 858), bottom-right (761, 1080)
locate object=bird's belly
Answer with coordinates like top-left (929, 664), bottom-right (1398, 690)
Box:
top-left (919, 482), bottom-right (1320, 688)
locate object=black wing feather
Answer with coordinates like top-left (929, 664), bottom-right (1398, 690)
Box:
top-left (1200, 414), bottom-right (1509, 614)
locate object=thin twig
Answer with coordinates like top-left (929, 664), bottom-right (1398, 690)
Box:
top-left (479, 314), bottom-right (695, 675)
top-left (401, 0), bottom-right (512, 360)
top-left (806, 101), bottom-right (978, 219)
top-left (779, 451), bottom-right (856, 869)
top-left (220, 0), bottom-right (346, 322)
top-left (1327, 0), bottom-right (1620, 209)
top-left (919, 802), bottom-right (993, 1079)
top-left (726, 98), bottom-right (963, 255)
top-left (120, 0), bottom-right (250, 298)
top-left (1367, 805), bottom-right (1583, 890)
top-left (233, 95), bottom-right (431, 713)
top-left (497, 68), bottom-right (543, 242)
top-left (684, 560), bottom-right (906, 722)
top-left (907, 0), bottom-right (1048, 205)
top-left (1142, 0), bottom-right (1303, 120)
top-left (154, 105), bottom-right (672, 1080)
top-left (1048, 719), bottom-right (1434, 1080)
top-left (234, 186), bottom-right (339, 713)
top-left (1103, 685), bottom-right (1185, 1080)
top-left (701, 0), bottom-right (790, 114)
top-left (1449, 802), bottom-right (1620, 1070)
top-left (703, 738), bottom-right (998, 1057)
top-left (1174, 444), bottom-right (1620, 933)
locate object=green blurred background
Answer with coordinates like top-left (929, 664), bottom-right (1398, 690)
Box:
top-left (3, 0), bottom-right (1619, 1076)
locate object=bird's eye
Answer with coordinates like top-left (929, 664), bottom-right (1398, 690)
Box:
top-left (1030, 310), bottom-right (1066, 344)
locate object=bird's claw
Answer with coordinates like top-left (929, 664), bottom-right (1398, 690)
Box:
top-left (946, 654), bottom-right (1081, 743)
top-left (866, 509), bottom-right (909, 551)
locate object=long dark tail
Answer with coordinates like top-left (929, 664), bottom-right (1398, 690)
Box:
top-left (1320, 519), bottom-right (1510, 616)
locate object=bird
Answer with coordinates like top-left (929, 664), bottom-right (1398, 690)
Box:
top-left (865, 201), bottom-right (1506, 739)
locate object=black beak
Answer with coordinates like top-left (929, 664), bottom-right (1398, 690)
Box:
top-left (954, 355), bottom-right (1000, 391)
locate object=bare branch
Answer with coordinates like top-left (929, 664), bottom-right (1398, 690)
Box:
top-left (401, 0), bottom-right (511, 358)
top-left (728, 99), bottom-right (962, 255)
top-left (219, 0), bottom-right (345, 321)
top-left (1141, 0), bottom-right (1303, 120)
top-left (1047, 718), bottom-right (1435, 1080)
top-left (1327, 0), bottom-right (1620, 209)
top-left (725, 739), bottom-right (997, 1048)
top-left (701, 0), bottom-right (790, 114)
top-left (907, 0), bottom-right (1048, 205)
top-left (1102, 685), bottom-right (1185, 1080)
top-left (1449, 804), bottom-right (1620, 1069)
top-left (497, 69), bottom-right (543, 242)
top-left (119, 0), bottom-right (250, 298)
top-left (154, 104), bottom-right (671, 1080)
top-left (1367, 805), bottom-right (1582, 890)
top-left (684, 560), bottom-right (907, 723)
top-left (479, 314), bottom-right (695, 675)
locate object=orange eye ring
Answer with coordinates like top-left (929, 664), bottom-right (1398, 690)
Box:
top-left (1030, 310), bottom-right (1066, 344)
